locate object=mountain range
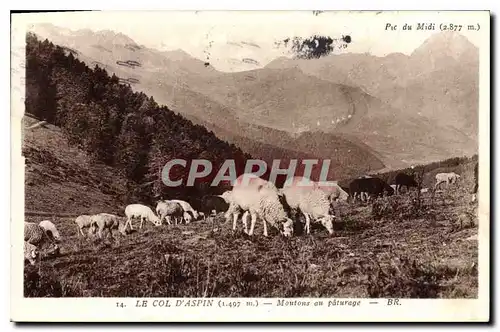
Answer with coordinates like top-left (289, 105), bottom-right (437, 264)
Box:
top-left (28, 23), bottom-right (479, 178)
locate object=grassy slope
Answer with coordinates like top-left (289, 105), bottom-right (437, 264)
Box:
top-left (22, 115), bottom-right (128, 215)
top-left (24, 158), bottom-right (478, 298)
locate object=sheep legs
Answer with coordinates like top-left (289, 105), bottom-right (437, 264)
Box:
top-left (165, 216), bottom-right (172, 225)
top-left (232, 212), bottom-right (240, 232)
top-left (159, 214), bottom-right (167, 225)
top-left (248, 212), bottom-right (257, 236)
top-left (77, 225), bottom-right (86, 238)
top-left (125, 217), bottom-right (134, 230)
top-left (242, 211), bottom-right (250, 234)
top-left (303, 213), bottom-right (311, 234)
top-left (353, 192), bottom-right (366, 202)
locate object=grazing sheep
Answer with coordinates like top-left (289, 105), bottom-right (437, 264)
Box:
top-left (74, 215), bottom-right (93, 237)
top-left (395, 173), bottom-right (419, 195)
top-left (156, 201), bottom-right (184, 225)
top-left (24, 241), bottom-right (39, 266)
top-left (124, 204), bottom-right (161, 230)
top-left (435, 172), bottom-right (461, 189)
top-left (89, 213), bottom-right (126, 239)
top-left (24, 222), bottom-right (58, 252)
top-left (224, 174), bottom-right (294, 237)
top-left (39, 220), bottom-right (62, 242)
top-left (200, 195), bottom-right (230, 218)
top-left (280, 176), bottom-right (335, 235)
top-left (349, 177), bottom-right (394, 201)
top-left (221, 187), bottom-right (255, 234)
top-left (169, 199), bottom-right (199, 220)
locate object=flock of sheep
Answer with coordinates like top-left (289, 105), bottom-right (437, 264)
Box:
top-left (23, 168), bottom-right (477, 266)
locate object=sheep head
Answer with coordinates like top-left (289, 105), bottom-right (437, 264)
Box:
top-left (279, 218), bottom-right (294, 237)
top-left (151, 214), bottom-right (162, 226)
top-left (219, 191), bottom-right (232, 203)
top-left (319, 215), bottom-right (335, 235)
top-left (183, 212), bottom-right (193, 224)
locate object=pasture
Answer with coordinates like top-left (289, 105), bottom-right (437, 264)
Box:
top-left (23, 164), bottom-right (479, 298)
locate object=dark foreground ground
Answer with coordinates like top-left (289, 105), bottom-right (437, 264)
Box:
top-left (24, 179), bottom-right (479, 298)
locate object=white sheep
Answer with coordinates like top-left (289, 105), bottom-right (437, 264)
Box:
top-left (24, 241), bottom-right (39, 266)
top-left (89, 213), bottom-right (126, 239)
top-left (168, 199), bottom-right (199, 220)
top-left (39, 220), bottom-right (62, 241)
top-left (223, 174), bottom-right (294, 237)
top-left (221, 189), bottom-right (252, 232)
top-left (74, 214), bottom-right (93, 237)
top-left (24, 222), bottom-right (59, 252)
top-left (221, 189), bottom-right (272, 235)
top-left (156, 201), bottom-right (184, 225)
top-left (280, 176), bottom-right (335, 235)
top-left (435, 172), bottom-right (461, 189)
top-left (124, 204), bottom-right (161, 230)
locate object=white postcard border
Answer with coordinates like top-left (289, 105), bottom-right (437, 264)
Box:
top-left (9, 10), bottom-right (491, 323)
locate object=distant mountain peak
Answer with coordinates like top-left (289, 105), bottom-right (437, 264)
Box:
top-left (93, 30), bottom-right (136, 46)
top-left (162, 49), bottom-right (195, 61)
top-left (411, 31), bottom-right (478, 62)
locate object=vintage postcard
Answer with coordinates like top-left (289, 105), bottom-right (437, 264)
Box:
top-left (10, 10), bottom-right (490, 322)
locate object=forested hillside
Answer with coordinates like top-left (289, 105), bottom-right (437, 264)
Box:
top-left (24, 33), bottom-right (251, 203)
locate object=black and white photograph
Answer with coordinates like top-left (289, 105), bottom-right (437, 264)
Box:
top-left (10, 10), bottom-right (490, 322)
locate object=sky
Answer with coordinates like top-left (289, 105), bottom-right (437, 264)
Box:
top-left (13, 11), bottom-right (487, 71)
